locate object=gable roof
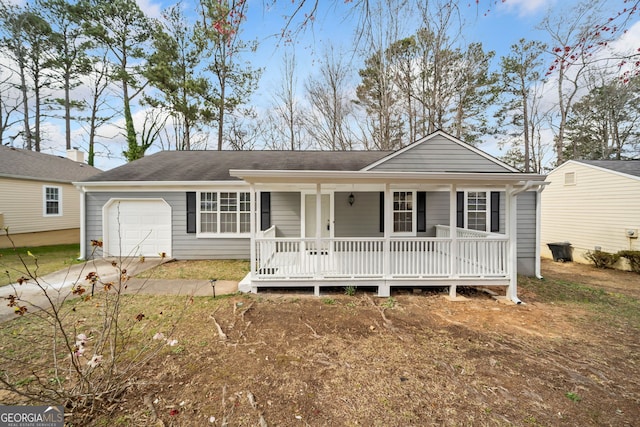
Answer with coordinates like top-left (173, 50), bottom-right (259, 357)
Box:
top-left (83, 150), bottom-right (393, 182)
top-left (573, 159), bottom-right (640, 178)
top-left (0, 145), bottom-right (101, 183)
top-left (363, 130), bottom-right (519, 173)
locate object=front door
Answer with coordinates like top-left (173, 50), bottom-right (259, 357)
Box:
top-left (304, 194), bottom-right (331, 239)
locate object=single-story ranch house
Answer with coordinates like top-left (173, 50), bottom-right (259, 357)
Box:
top-left (75, 131), bottom-right (546, 302)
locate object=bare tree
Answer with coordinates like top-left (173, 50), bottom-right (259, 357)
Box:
top-left (539, 0), bottom-right (625, 166)
top-left (0, 69), bottom-right (20, 145)
top-left (305, 45), bottom-right (356, 150)
top-left (270, 51), bottom-right (302, 150)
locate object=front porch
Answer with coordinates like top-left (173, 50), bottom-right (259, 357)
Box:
top-left (229, 166), bottom-right (546, 303)
top-left (245, 225), bottom-right (509, 297)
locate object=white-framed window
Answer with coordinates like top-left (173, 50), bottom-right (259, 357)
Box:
top-left (43, 186), bottom-right (62, 216)
top-left (393, 191), bottom-right (415, 234)
top-left (466, 191), bottom-right (487, 231)
top-left (198, 191), bottom-right (250, 236)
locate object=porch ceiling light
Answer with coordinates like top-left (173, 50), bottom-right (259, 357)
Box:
top-left (348, 193), bottom-right (355, 206)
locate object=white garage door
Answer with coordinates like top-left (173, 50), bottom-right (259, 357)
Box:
top-left (105, 199), bottom-right (172, 257)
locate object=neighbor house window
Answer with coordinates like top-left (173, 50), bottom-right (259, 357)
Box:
top-left (43, 186), bottom-right (62, 216)
top-left (393, 191), bottom-right (414, 233)
top-left (466, 191), bottom-right (487, 231)
top-left (199, 191), bottom-right (250, 235)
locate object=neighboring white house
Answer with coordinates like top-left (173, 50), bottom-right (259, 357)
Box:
top-left (541, 160), bottom-right (640, 267)
top-left (75, 130), bottom-right (547, 302)
top-left (0, 146), bottom-right (101, 248)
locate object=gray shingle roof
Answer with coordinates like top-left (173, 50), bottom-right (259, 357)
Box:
top-left (576, 160), bottom-right (640, 178)
top-left (0, 146), bottom-right (102, 182)
top-left (84, 150), bottom-right (394, 182)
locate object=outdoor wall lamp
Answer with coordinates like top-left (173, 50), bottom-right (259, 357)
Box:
top-left (348, 193), bottom-right (355, 206)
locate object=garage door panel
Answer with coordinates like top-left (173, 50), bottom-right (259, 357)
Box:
top-left (106, 200), bottom-right (172, 257)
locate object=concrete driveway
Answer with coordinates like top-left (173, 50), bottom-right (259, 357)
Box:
top-left (0, 258), bottom-right (238, 322)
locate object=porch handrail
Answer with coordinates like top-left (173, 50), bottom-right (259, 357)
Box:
top-left (435, 224), bottom-right (503, 238)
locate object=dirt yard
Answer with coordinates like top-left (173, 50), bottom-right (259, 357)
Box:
top-left (2, 259), bottom-right (639, 426)
top-left (72, 258), bottom-right (636, 427)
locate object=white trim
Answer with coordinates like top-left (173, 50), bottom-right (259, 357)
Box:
top-left (43, 185), bottom-right (63, 217)
top-left (73, 181), bottom-right (250, 191)
top-left (300, 190), bottom-right (334, 239)
top-left (195, 190), bottom-right (251, 238)
top-left (462, 190), bottom-right (491, 232)
top-left (390, 190), bottom-right (417, 236)
top-left (230, 169), bottom-right (545, 185)
top-left (79, 187), bottom-right (86, 260)
top-left (361, 130), bottom-right (520, 172)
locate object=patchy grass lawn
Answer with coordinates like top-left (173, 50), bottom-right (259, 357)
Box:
top-left (0, 244), bottom-right (82, 286)
top-left (1, 261), bottom-right (639, 426)
top-left (135, 259), bottom-right (250, 282)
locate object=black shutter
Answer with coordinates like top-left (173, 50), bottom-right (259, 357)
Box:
top-left (260, 192), bottom-right (271, 231)
top-left (456, 191), bottom-right (464, 228)
top-left (490, 191), bottom-right (500, 233)
top-left (417, 191), bottom-right (426, 232)
top-left (379, 192), bottom-right (385, 233)
top-left (186, 192), bottom-right (196, 234)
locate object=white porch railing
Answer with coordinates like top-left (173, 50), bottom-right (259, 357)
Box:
top-left (254, 235), bottom-right (508, 280)
top-left (435, 224), bottom-right (501, 238)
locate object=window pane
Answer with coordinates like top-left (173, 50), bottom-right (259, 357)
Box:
top-left (220, 192), bottom-right (237, 212)
top-left (220, 212), bottom-right (237, 232)
top-left (46, 201), bottom-right (59, 215)
top-left (45, 187), bottom-right (60, 215)
top-left (201, 212), bottom-right (217, 232)
top-left (200, 192), bottom-right (217, 211)
top-left (240, 192), bottom-right (250, 212)
top-left (240, 212), bottom-right (251, 233)
top-left (467, 191), bottom-right (487, 231)
top-left (393, 191), bottom-right (413, 233)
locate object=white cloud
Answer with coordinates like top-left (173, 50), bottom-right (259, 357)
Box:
top-left (496, 0), bottom-right (556, 17)
top-left (136, 0), bottom-right (163, 19)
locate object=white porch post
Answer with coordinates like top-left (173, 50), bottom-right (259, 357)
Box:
top-left (506, 185), bottom-right (519, 301)
top-left (249, 183), bottom-right (256, 280)
top-left (449, 184), bottom-right (458, 298)
top-left (535, 187), bottom-right (543, 279)
top-left (315, 183), bottom-right (322, 296)
top-left (378, 183), bottom-right (392, 297)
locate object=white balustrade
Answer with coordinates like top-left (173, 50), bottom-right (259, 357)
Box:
top-left (255, 234), bottom-right (508, 280)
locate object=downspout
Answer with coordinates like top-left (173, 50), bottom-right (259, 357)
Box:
top-left (78, 186), bottom-right (86, 261)
top-left (534, 185), bottom-right (546, 279)
top-left (507, 181), bottom-right (548, 303)
top-left (249, 183), bottom-right (256, 282)
top-left (449, 184), bottom-right (458, 299)
top-left (505, 184), bottom-right (519, 304)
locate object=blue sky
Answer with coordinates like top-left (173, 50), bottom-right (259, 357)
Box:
top-left (18, 0), bottom-right (638, 170)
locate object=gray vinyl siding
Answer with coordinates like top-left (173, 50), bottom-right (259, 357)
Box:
top-left (335, 192), bottom-right (383, 237)
top-left (425, 191), bottom-right (450, 236)
top-left (270, 192), bottom-right (301, 237)
top-left (370, 135), bottom-right (511, 172)
top-left (85, 191), bottom-right (250, 260)
top-left (516, 191), bottom-right (537, 276)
